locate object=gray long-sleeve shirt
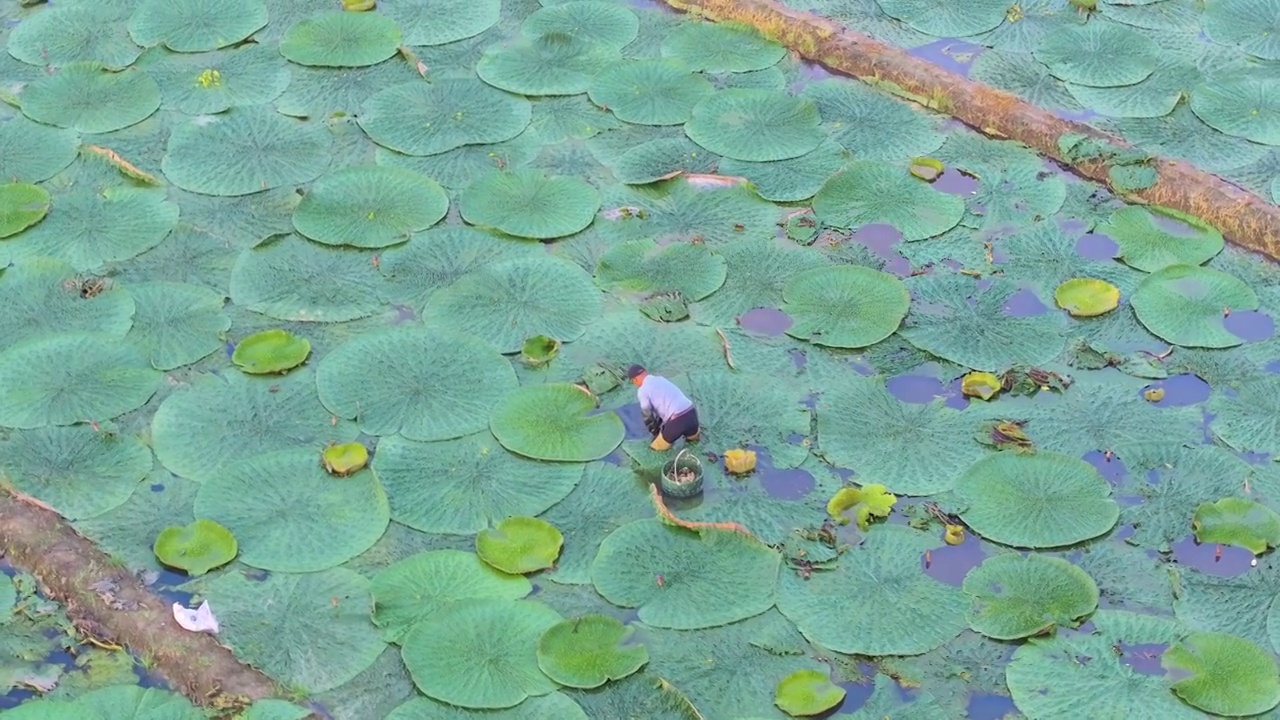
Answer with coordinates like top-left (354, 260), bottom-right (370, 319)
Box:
top-left (637, 374), bottom-right (693, 422)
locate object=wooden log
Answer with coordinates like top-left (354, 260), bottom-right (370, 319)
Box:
top-left (659, 0), bottom-right (1280, 261)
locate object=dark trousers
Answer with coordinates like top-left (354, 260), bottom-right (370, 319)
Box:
top-left (660, 407), bottom-right (700, 443)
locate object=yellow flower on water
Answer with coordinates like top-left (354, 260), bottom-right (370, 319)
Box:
top-left (944, 524), bottom-right (966, 545)
top-left (196, 69), bottom-right (222, 89)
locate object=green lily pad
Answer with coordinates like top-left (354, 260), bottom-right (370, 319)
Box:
top-left (660, 21), bottom-right (785, 73)
top-left (228, 234), bottom-right (384, 322)
top-left (163, 107), bottom-right (332, 196)
top-left (6, 3), bottom-right (142, 70)
top-left (0, 424), bottom-right (153, 520)
top-left (424, 256), bottom-right (602, 353)
top-left (1131, 264), bottom-right (1259, 348)
top-left (1190, 78), bottom-right (1280, 145)
top-left (153, 519), bottom-right (238, 576)
top-left (376, 225), bottom-right (543, 311)
top-left (685, 89), bottom-right (824, 162)
top-left (963, 554), bottom-right (1099, 641)
top-left (372, 433), bottom-right (584, 534)
top-left (128, 0), bottom-right (268, 53)
top-left (814, 161), bottom-right (964, 241)
top-left (381, 0), bottom-right (499, 46)
top-left (459, 169), bottom-right (600, 240)
top-left (594, 238), bottom-right (726, 301)
top-left (476, 516), bottom-right (564, 575)
top-left (777, 524), bottom-right (968, 655)
top-left (402, 599), bottom-right (562, 709)
top-left (293, 165), bottom-right (448, 248)
top-left (803, 79), bottom-right (945, 165)
top-left (317, 326), bottom-right (516, 441)
top-left (1035, 21), bottom-right (1159, 87)
top-left (279, 10), bottom-right (402, 68)
top-left (782, 265), bottom-right (910, 349)
top-left (523, 1), bottom-right (639, 49)
top-left (0, 118), bottom-right (79, 183)
top-left (1192, 497), bottom-right (1280, 555)
top-left (371, 549), bottom-right (531, 643)
top-left (1100, 205), bottom-right (1225, 272)
top-left (1164, 631), bottom-right (1280, 717)
top-left (476, 31), bottom-right (619, 97)
top-left (1055, 278), bottom-right (1121, 317)
top-left (0, 183), bottom-right (50, 238)
top-left (774, 669), bottom-right (846, 717)
top-left (954, 451), bottom-right (1120, 549)
top-left (322, 442), bottom-right (368, 477)
top-left (124, 281), bottom-right (231, 371)
top-left (536, 614), bottom-right (648, 689)
top-left (9, 185), bottom-right (179, 271)
top-left (590, 519), bottom-right (781, 630)
top-left (522, 335), bottom-right (561, 367)
top-left (0, 333), bottom-right (161, 429)
top-left (717, 138), bottom-right (849, 203)
top-left (587, 59), bottom-right (713, 126)
top-left (20, 62), bottom-right (160, 134)
top-left (1203, 0), bottom-right (1280, 61)
top-left (386, 694), bottom-right (588, 719)
top-left (194, 448), bottom-right (389, 572)
top-left (232, 329), bottom-right (311, 374)
top-left (878, 0), bottom-right (1010, 36)
top-left (358, 78), bottom-right (532, 157)
top-left (490, 383), bottom-right (623, 462)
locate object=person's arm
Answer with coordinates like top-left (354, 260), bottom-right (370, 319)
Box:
top-left (637, 384), bottom-right (653, 415)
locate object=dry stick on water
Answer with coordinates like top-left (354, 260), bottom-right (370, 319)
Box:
top-left (715, 328), bottom-right (737, 370)
top-left (649, 483), bottom-right (759, 540)
top-left (656, 0), bottom-right (1280, 261)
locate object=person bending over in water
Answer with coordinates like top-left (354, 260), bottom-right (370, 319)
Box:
top-left (627, 364), bottom-right (701, 452)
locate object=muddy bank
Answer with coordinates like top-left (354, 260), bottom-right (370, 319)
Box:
top-left (0, 488), bottom-right (305, 718)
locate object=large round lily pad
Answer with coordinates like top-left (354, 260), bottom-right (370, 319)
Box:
top-left (196, 568), bottom-right (386, 692)
top-left (536, 615), bottom-right (648, 689)
top-left (490, 384), bottom-right (624, 462)
top-left (1192, 497), bottom-right (1280, 555)
top-left (776, 524), bottom-right (967, 655)
top-left (153, 519), bottom-right (238, 576)
top-left (476, 32), bottom-right (618, 97)
top-left (123, 281), bottom-right (230, 370)
top-left (685, 89), bottom-right (824, 162)
top-left (953, 452), bottom-right (1120, 549)
top-left (371, 549), bottom-right (532, 643)
top-left (0, 424), bottom-right (152, 520)
top-left (782, 265), bottom-right (910, 349)
top-left (1131, 264), bottom-right (1258, 348)
top-left (1035, 21), bottom-right (1159, 87)
top-left (382, 0), bottom-right (500, 46)
top-left (660, 22), bottom-right (785, 73)
top-left (0, 257), bottom-right (135, 354)
top-left (587, 59), bottom-right (712, 125)
top-left (459, 170), bottom-right (600, 240)
top-left (6, 3), bottom-right (142, 70)
top-left (358, 78), bottom-right (532, 157)
top-left (0, 333), bottom-right (161, 429)
top-left (128, 0), bottom-right (268, 53)
top-left (476, 516), bottom-right (564, 575)
top-left (317, 326), bottom-right (516, 441)
top-left (590, 519), bottom-right (781, 630)
top-left (0, 118), bottom-right (79, 183)
top-left (138, 43), bottom-right (292, 115)
top-left (402, 599), bottom-right (563, 709)
top-left (151, 369), bottom-right (357, 483)
top-left (20, 62), bottom-right (160, 134)
top-left (375, 224), bottom-right (543, 311)
top-left (279, 11), bottom-right (402, 68)
top-left (963, 554), bottom-right (1099, 640)
top-left (423, 256), bottom-right (602, 353)
top-left (9, 186), bottom-right (179, 271)
top-left (1203, 0), bottom-right (1280, 61)
top-left (163, 107), bottom-right (332, 196)
top-left (814, 161), bottom-right (964, 241)
top-left (194, 448), bottom-right (389, 572)
top-left (371, 433), bottom-right (584, 534)
top-left (594, 238), bottom-right (726, 301)
top-left (1190, 78), bottom-right (1280, 145)
top-left (228, 234), bottom-right (385, 322)
top-left (1164, 631), bottom-right (1280, 716)
top-left (293, 165), bottom-right (448, 248)
top-left (1100, 205), bottom-right (1225, 272)
top-left (0, 183), bottom-right (50, 239)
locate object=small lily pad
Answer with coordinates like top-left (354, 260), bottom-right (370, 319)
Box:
top-left (231, 329), bottom-right (312, 374)
top-left (536, 614), bottom-right (648, 689)
top-left (1164, 631), bottom-right (1280, 717)
top-left (961, 371), bottom-right (1002, 400)
top-left (774, 668), bottom-right (846, 717)
top-left (1055, 277), bottom-right (1121, 317)
top-left (909, 157), bottom-right (944, 182)
top-left (1192, 497), bottom-right (1280, 555)
top-left (322, 442), bottom-right (369, 477)
top-left (522, 335), bottom-right (560, 367)
top-left (0, 183), bottom-right (51, 238)
top-left (476, 516), bottom-right (564, 575)
top-left (153, 519), bottom-right (238, 576)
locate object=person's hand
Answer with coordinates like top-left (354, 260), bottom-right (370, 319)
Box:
top-left (642, 412), bottom-right (662, 437)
